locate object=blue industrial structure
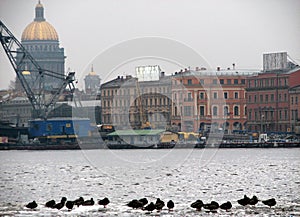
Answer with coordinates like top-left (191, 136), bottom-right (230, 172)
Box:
top-left (28, 118), bottom-right (91, 140)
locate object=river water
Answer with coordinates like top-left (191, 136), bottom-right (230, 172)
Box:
top-left (0, 148), bottom-right (299, 216)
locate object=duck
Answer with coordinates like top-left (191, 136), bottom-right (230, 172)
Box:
top-left (191, 199), bottom-right (204, 211)
top-left (203, 201), bottom-right (219, 212)
top-left (127, 199), bottom-right (144, 209)
top-left (262, 198), bottom-right (276, 208)
top-left (45, 199), bottom-right (55, 208)
top-left (82, 198), bottom-right (94, 206)
top-left (65, 200), bottom-right (74, 211)
top-left (54, 197), bottom-right (67, 210)
top-left (237, 195), bottom-right (250, 206)
top-left (139, 198), bottom-right (148, 206)
top-left (155, 198), bottom-right (165, 211)
top-left (144, 202), bottom-right (155, 212)
top-left (25, 200), bottom-right (38, 209)
top-left (73, 196), bottom-right (84, 207)
top-left (167, 200), bottom-right (174, 211)
top-left (98, 197), bottom-right (110, 208)
top-left (249, 195), bottom-right (259, 206)
top-left (220, 201), bottom-right (232, 211)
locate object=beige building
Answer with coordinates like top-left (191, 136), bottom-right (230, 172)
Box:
top-left (100, 74), bottom-right (172, 130)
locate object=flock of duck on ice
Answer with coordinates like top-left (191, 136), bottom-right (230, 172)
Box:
top-left (25, 194), bottom-right (276, 213)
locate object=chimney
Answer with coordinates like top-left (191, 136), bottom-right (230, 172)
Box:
top-left (217, 67), bottom-right (220, 71)
top-left (232, 63), bottom-right (236, 70)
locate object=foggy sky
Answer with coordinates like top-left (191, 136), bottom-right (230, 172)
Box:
top-left (0, 0), bottom-right (299, 90)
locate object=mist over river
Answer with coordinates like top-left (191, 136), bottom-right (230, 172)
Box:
top-left (0, 148), bottom-right (299, 216)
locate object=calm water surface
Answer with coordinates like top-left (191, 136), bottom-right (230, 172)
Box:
top-left (0, 148), bottom-right (299, 216)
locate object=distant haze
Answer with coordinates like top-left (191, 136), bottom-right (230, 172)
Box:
top-left (0, 0), bottom-right (299, 90)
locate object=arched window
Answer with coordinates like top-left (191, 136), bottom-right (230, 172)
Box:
top-left (234, 106), bottom-right (239, 116)
top-left (224, 106), bottom-right (229, 116)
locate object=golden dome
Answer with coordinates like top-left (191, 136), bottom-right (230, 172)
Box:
top-left (22, 21), bottom-right (58, 41)
top-left (21, 1), bottom-right (58, 41)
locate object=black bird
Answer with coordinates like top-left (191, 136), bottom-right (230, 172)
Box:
top-left (82, 198), bottom-right (94, 206)
top-left (262, 198), bottom-right (276, 208)
top-left (127, 199), bottom-right (144, 209)
top-left (73, 197), bottom-right (84, 207)
top-left (54, 197), bottom-right (67, 210)
top-left (139, 198), bottom-right (148, 206)
top-left (203, 201), bottom-right (219, 212)
top-left (155, 198), bottom-right (165, 211)
top-left (98, 197), bottom-right (110, 208)
top-left (237, 195), bottom-right (250, 206)
top-left (66, 201), bottom-right (74, 211)
top-left (249, 196), bottom-right (259, 206)
top-left (26, 200), bottom-right (38, 209)
top-left (220, 201), bottom-right (232, 211)
top-left (144, 202), bottom-right (155, 212)
top-left (167, 200), bottom-right (174, 211)
top-left (45, 199), bottom-right (55, 208)
top-left (191, 199), bottom-right (204, 211)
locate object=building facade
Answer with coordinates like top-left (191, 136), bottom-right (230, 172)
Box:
top-left (289, 85), bottom-right (300, 134)
top-left (171, 68), bottom-right (254, 133)
top-left (100, 74), bottom-right (172, 130)
top-left (246, 67), bottom-right (300, 133)
top-left (0, 96), bottom-right (32, 127)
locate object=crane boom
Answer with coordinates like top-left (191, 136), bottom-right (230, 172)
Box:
top-left (0, 20), bottom-right (76, 119)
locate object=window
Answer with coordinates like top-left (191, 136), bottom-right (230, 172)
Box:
top-left (285, 110), bottom-right (288, 120)
top-left (249, 111), bottom-right (252, 120)
top-left (265, 95), bottom-right (268, 103)
top-left (234, 79), bottom-right (238, 84)
top-left (254, 95), bottom-right (257, 103)
top-left (184, 106), bottom-right (192, 116)
top-left (200, 106), bottom-right (205, 116)
top-left (220, 79), bottom-right (224, 84)
top-left (227, 79), bottom-right (231, 84)
top-left (224, 92), bottom-right (228, 99)
top-left (279, 110), bottom-right (282, 119)
top-left (199, 92), bottom-right (204, 99)
top-left (279, 94), bottom-right (282, 101)
top-left (271, 94), bottom-right (274, 102)
top-left (284, 93), bottom-right (287, 102)
top-left (187, 79), bottom-right (192, 85)
top-left (200, 79), bottom-right (204, 85)
top-left (296, 96), bottom-right (298, 104)
top-left (224, 106), bottom-right (229, 116)
top-left (234, 92), bottom-right (239, 99)
top-left (212, 106), bottom-right (218, 116)
top-left (248, 95), bottom-right (251, 103)
top-left (213, 92), bottom-right (218, 99)
top-left (47, 124), bottom-right (52, 131)
top-left (213, 79), bottom-right (218, 84)
top-left (241, 79), bottom-right (245, 84)
top-left (187, 92), bottom-right (192, 101)
top-left (234, 106), bottom-right (239, 116)
top-left (292, 97), bottom-right (294, 104)
top-left (260, 95), bottom-right (263, 103)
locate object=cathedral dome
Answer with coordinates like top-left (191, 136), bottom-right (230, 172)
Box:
top-left (21, 1), bottom-right (58, 41)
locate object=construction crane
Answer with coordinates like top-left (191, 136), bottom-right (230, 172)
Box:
top-left (0, 20), bottom-right (76, 119)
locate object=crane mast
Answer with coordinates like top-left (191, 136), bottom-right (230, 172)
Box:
top-left (0, 20), bottom-right (76, 119)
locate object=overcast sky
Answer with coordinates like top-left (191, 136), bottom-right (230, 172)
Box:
top-left (0, 0), bottom-right (299, 90)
